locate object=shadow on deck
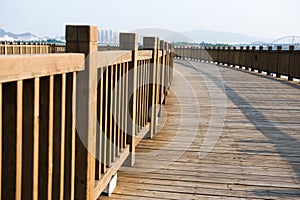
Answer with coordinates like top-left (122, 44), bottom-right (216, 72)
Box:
top-left (101, 59), bottom-right (300, 199)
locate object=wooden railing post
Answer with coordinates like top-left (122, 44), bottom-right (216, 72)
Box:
top-left (288, 45), bottom-right (294, 80)
top-left (162, 42), bottom-right (169, 104)
top-left (143, 37), bottom-right (158, 139)
top-left (169, 44), bottom-right (174, 85)
top-left (276, 46), bottom-right (282, 78)
top-left (66, 25), bottom-right (98, 200)
top-left (4, 41), bottom-right (7, 55)
top-left (119, 33), bottom-right (138, 166)
top-left (158, 40), bottom-right (165, 114)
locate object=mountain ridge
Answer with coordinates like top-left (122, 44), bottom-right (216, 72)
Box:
top-left (182, 29), bottom-right (272, 44)
top-left (0, 28), bottom-right (40, 41)
top-left (0, 28), bottom-right (273, 44)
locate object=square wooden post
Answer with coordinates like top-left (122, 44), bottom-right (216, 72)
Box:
top-left (119, 33), bottom-right (138, 166)
top-left (158, 40), bottom-right (165, 116)
top-left (143, 37), bottom-right (159, 139)
top-left (170, 44), bottom-right (174, 85)
top-left (66, 25), bottom-right (98, 200)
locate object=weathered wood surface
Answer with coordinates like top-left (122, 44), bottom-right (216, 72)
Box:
top-left (0, 54), bottom-right (84, 83)
top-left (97, 51), bottom-right (132, 67)
top-left (101, 59), bottom-right (300, 199)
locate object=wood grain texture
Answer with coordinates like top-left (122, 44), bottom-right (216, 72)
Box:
top-left (70, 72), bottom-right (76, 200)
top-left (0, 54), bottom-right (84, 83)
top-left (16, 81), bottom-right (23, 200)
top-left (97, 51), bottom-right (132, 68)
top-left (66, 25), bottom-right (98, 200)
top-left (137, 50), bottom-right (153, 61)
top-left (32, 78), bottom-right (40, 200)
top-left (59, 74), bottom-right (66, 200)
top-left (48, 76), bottom-right (54, 200)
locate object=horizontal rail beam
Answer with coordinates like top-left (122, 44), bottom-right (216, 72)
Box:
top-left (0, 54), bottom-right (85, 83)
top-left (137, 50), bottom-right (153, 60)
top-left (97, 51), bottom-right (132, 67)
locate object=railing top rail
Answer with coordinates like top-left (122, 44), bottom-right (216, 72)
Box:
top-left (97, 50), bottom-right (153, 68)
top-left (137, 50), bottom-right (152, 60)
top-left (0, 53), bottom-right (85, 83)
top-left (97, 50), bottom-right (132, 67)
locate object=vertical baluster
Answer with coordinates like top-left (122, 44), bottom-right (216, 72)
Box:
top-left (144, 59), bottom-right (150, 126)
top-left (48, 76), bottom-right (54, 200)
top-left (103, 66), bottom-right (108, 173)
top-left (70, 72), bottom-right (76, 199)
top-left (124, 62), bottom-right (129, 148)
top-left (33, 78), bottom-right (40, 200)
top-left (113, 65), bottom-right (117, 160)
top-left (107, 66), bottom-right (113, 166)
top-left (116, 64), bottom-right (121, 157)
top-left (0, 84), bottom-right (2, 198)
top-left (99, 67), bottom-right (105, 174)
top-left (141, 60), bottom-right (144, 128)
top-left (59, 74), bottom-right (66, 199)
top-left (95, 68), bottom-right (101, 180)
top-left (15, 81), bottom-right (23, 200)
top-left (120, 64), bottom-right (124, 150)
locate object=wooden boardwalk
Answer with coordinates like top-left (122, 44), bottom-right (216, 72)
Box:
top-left (101, 59), bottom-right (300, 199)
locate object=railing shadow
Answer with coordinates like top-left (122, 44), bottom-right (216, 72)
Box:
top-left (176, 59), bottom-right (300, 197)
top-left (224, 65), bottom-right (300, 90)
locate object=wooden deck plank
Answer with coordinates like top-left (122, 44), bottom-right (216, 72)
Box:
top-left (100, 59), bottom-right (300, 199)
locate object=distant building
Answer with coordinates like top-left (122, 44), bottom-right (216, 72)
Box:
top-left (99, 28), bottom-right (119, 45)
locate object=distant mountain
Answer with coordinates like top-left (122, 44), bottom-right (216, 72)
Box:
top-left (0, 27), bottom-right (273, 45)
top-left (0, 28), bottom-right (40, 41)
top-left (129, 28), bottom-right (194, 44)
top-left (182, 29), bottom-right (273, 44)
top-left (129, 28), bottom-right (272, 44)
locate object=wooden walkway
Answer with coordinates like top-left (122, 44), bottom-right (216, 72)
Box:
top-left (101, 59), bottom-right (300, 199)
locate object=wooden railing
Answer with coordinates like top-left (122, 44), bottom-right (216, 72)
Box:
top-left (98, 45), bottom-right (119, 51)
top-left (0, 42), bottom-right (51, 54)
top-left (175, 46), bottom-right (300, 80)
top-left (0, 53), bottom-right (84, 200)
top-left (0, 25), bottom-right (174, 200)
top-left (0, 42), bottom-right (68, 55)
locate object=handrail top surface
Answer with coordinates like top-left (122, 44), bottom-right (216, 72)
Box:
top-left (97, 50), bottom-right (153, 67)
top-left (0, 53), bottom-right (82, 58)
top-left (137, 50), bottom-right (152, 60)
top-left (0, 53), bottom-right (85, 83)
top-left (97, 50), bottom-right (132, 67)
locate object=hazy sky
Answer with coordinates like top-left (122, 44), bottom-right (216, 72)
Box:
top-left (1, 0), bottom-right (299, 39)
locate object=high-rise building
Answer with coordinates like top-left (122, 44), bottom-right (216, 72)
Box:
top-left (98, 28), bottom-right (118, 45)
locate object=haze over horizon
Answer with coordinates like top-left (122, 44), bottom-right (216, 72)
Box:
top-left (1, 0), bottom-right (299, 40)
